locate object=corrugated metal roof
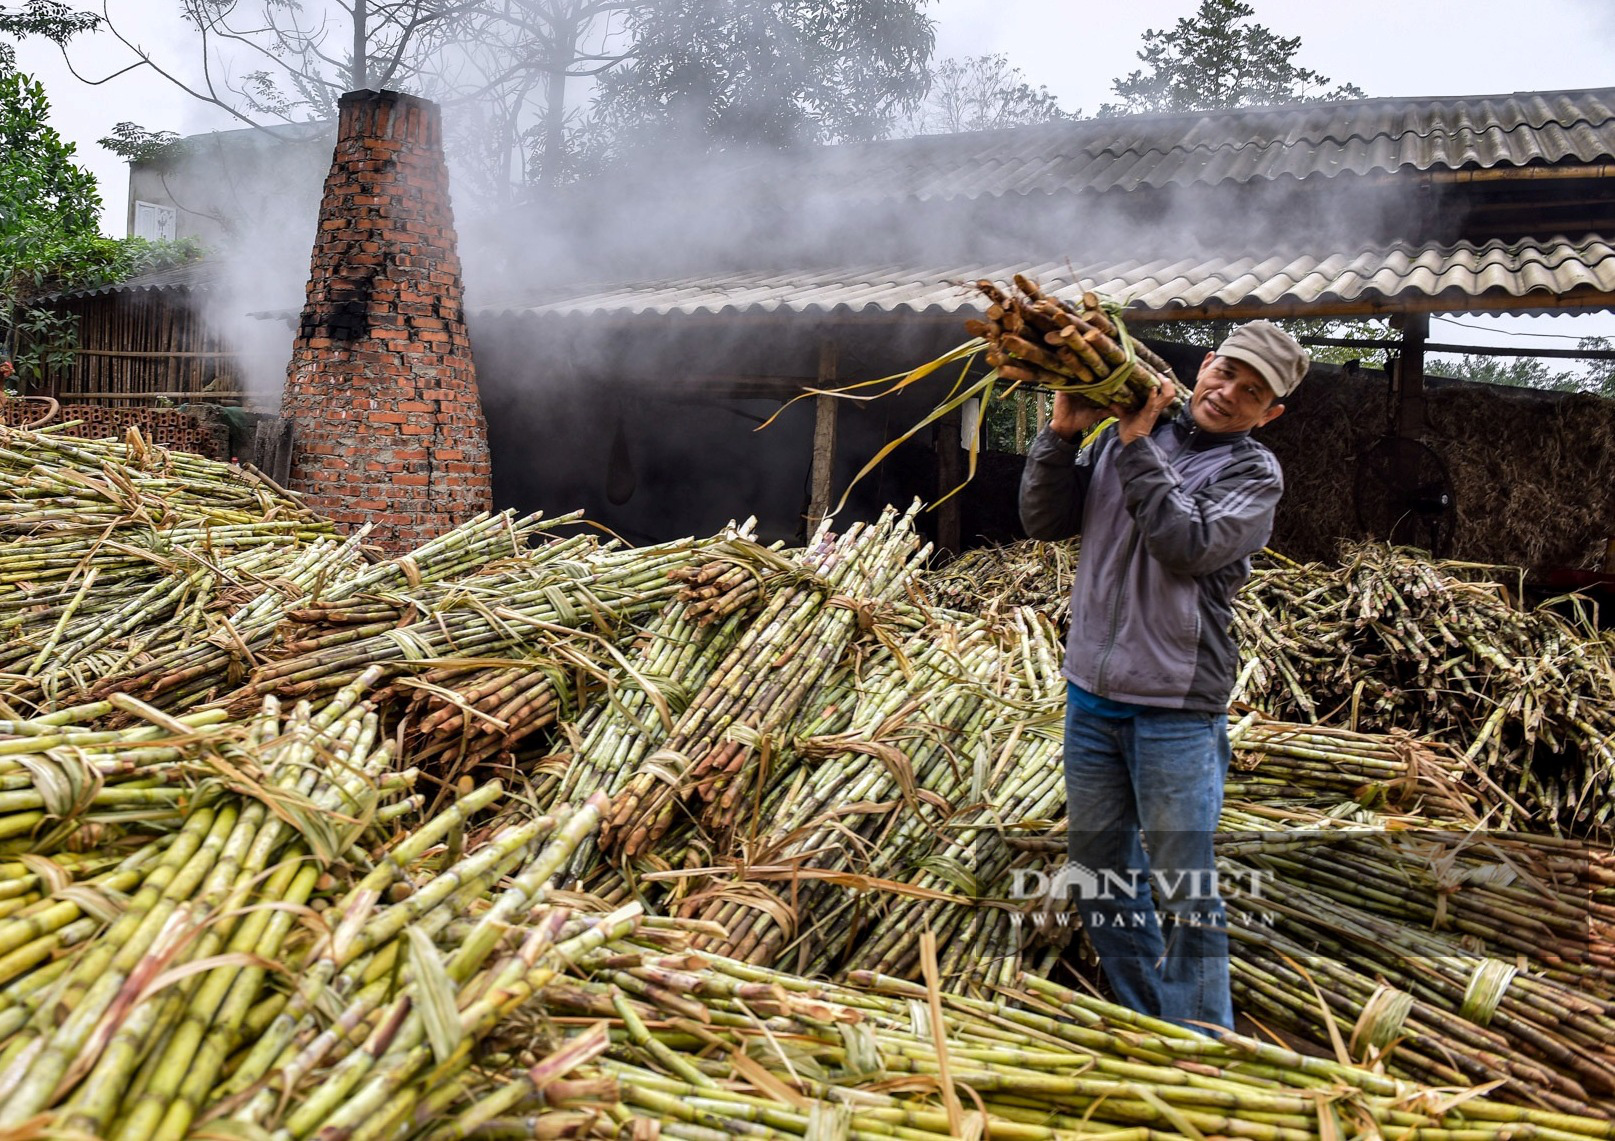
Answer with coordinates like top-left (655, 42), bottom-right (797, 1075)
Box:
top-left (64, 260), bottom-right (218, 298)
top-left (478, 237), bottom-right (1615, 321)
top-left (786, 88), bottom-right (1615, 199)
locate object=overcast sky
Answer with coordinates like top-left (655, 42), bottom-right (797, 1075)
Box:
top-left (13, 0), bottom-right (1615, 350)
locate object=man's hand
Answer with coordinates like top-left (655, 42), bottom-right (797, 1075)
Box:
top-left (1048, 392), bottom-right (1123, 444)
top-left (1116, 380), bottom-right (1177, 446)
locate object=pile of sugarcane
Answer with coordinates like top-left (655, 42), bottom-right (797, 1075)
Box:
top-left (0, 428), bottom-right (336, 708)
top-left (500, 515), bottom-right (1615, 1117)
top-left (1233, 543), bottom-right (1615, 829)
top-left (598, 507), bottom-right (934, 858)
top-left (966, 274), bottom-right (1180, 410)
top-left (0, 425), bottom-right (577, 713)
top-left (922, 536), bottom-right (1615, 829)
top-left (10, 671), bottom-right (1613, 1139)
top-left (1001, 764), bottom-right (1615, 1114)
top-left (12, 428), bottom-right (1615, 1122)
top-left (514, 954), bottom-right (1615, 1141)
top-left (235, 523), bottom-right (726, 787)
top-left (0, 669), bottom-right (649, 1137)
top-left (1215, 807), bottom-right (1615, 1114)
top-left (924, 537), bottom-right (1080, 622)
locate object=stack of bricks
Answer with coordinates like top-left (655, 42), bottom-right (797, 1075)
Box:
top-left (0, 399), bottom-right (229, 460)
top-left (281, 89), bottom-right (492, 551)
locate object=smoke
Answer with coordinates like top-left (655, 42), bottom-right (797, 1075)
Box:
top-left (196, 112), bottom-right (1440, 389)
top-left (438, 108), bottom-right (1472, 541)
top-left (160, 3), bottom-right (1448, 400)
top-left (151, 124), bottom-right (331, 411)
top-left (157, 36), bottom-right (1469, 541)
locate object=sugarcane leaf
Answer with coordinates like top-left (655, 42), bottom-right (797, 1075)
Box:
top-left (835, 1021), bottom-right (885, 1079)
top-left (406, 936), bottom-right (465, 1065)
top-left (1276, 950), bottom-right (1352, 1066)
top-left (406, 926), bottom-right (464, 1065)
top-left (829, 373), bottom-right (997, 519)
top-left (1394, 1078), bottom-right (1507, 1117)
top-left (528, 1021), bottom-right (611, 1089)
top-left (52, 883), bottom-right (126, 925)
top-left (933, 372), bottom-right (997, 509)
top-left (190, 1121), bottom-right (279, 1141)
top-left (16, 853), bottom-right (70, 894)
top-left (729, 1048), bottom-right (811, 1110)
top-left (917, 930), bottom-right (964, 1138)
top-left (15, 750), bottom-right (91, 818)
top-left (914, 854), bottom-right (981, 898)
top-left (1311, 1090), bottom-right (1343, 1141)
top-left (146, 951), bottom-right (283, 996)
top-left (804, 1100), bottom-right (852, 1141)
top-left (0, 1115), bottom-right (104, 1141)
top-left (1082, 417), bottom-right (1116, 447)
top-left (757, 339), bottom-right (987, 432)
top-left (1135, 1085), bottom-right (1206, 1140)
top-left (393, 677), bottom-right (513, 732)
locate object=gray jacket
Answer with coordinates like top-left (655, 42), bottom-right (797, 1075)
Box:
top-left (1019, 408), bottom-right (1282, 712)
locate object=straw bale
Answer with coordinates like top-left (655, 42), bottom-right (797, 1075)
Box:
top-left (1259, 365), bottom-right (1615, 569)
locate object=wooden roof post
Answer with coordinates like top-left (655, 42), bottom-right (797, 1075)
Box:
top-left (1387, 312), bottom-right (1432, 547)
top-left (805, 339), bottom-right (839, 537)
top-left (1393, 312), bottom-right (1429, 439)
top-left (936, 405), bottom-right (963, 556)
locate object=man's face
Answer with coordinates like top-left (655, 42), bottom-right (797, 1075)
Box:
top-left (1189, 353), bottom-right (1285, 434)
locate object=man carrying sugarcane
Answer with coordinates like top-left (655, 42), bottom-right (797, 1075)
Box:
top-left (1018, 320), bottom-right (1308, 1032)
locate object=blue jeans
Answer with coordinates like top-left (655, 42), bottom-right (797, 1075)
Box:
top-left (1062, 684), bottom-right (1233, 1031)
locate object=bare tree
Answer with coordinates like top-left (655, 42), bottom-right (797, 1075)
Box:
top-left (410, 0), bottom-right (638, 194)
top-left (591, 0), bottom-right (933, 152)
top-left (70, 0), bottom-right (639, 203)
top-left (71, 0), bottom-right (484, 128)
top-left (898, 53), bottom-right (1072, 136)
top-left (70, 0), bottom-right (936, 204)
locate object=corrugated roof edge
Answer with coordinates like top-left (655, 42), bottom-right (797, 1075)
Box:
top-left (48, 260), bottom-right (220, 301)
top-left (755, 86), bottom-right (1615, 201)
top-left (473, 236), bottom-right (1615, 322)
top-left (814, 85), bottom-right (1615, 155)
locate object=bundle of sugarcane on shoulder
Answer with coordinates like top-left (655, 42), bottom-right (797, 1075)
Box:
top-left (793, 273), bottom-right (1183, 510)
top-left (966, 273), bottom-right (1181, 412)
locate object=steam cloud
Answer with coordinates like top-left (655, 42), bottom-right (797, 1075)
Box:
top-left (182, 85), bottom-right (1449, 539)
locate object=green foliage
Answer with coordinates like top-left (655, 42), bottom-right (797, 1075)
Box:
top-left (591, 0), bottom-right (935, 152)
top-left (1096, 4), bottom-right (1368, 387)
top-left (1427, 353), bottom-right (1568, 390)
top-left (1100, 0), bottom-right (1361, 116)
top-left (1575, 337), bottom-right (1615, 397)
top-left (981, 390), bottom-right (1033, 453)
top-left (0, 70), bottom-right (100, 384)
top-left (1427, 340), bottom-right (1615, 398)
top-left (0, 68), bottom-right (106, 353)
top-left (1275, 317), bottom-right (1391, 367)
top-left (0, 0), bottom-right (100, 69)
top-left (0, 70), bottom-right (100, 243)
top-left (98, 121), bottom-right (183, 163)
top-left (5, 234), bottom-right (205, 388)
top-left (0, 0), bottom-right (111, 387)
top-left (0, 67), bottom-right (205, 386)
top-left (899, 53), bottom-right (1073, 136)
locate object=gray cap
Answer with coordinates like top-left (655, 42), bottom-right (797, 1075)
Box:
top-left (1215, 320), bottom-right (1310, 400)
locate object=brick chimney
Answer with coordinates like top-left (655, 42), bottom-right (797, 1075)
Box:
top-left (282, 89), bottom-right (492, 549)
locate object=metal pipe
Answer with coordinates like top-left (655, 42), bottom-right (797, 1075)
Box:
top-left (1297, 337), bottom-right (1615, 361)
